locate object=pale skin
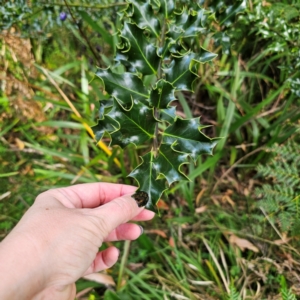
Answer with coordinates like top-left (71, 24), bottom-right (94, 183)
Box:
top-left (0, 183), bottom-right (155, 300)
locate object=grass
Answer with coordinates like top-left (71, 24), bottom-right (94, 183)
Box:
top-left (1, 0), bottom-right (300, 299)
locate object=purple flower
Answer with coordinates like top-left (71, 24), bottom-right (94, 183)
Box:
top-left (59, 12), bottom-right (67, 21)
top-left (96, 45), bottom-right (101, 53)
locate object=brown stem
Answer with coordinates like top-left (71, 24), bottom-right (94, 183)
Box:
top-left (36, 2), bottom-right (127, 9)
top-left (153, 19), bottom-right (167, 157)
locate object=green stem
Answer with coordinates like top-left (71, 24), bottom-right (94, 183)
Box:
top-left (117, 240), bottom-right (131, 291)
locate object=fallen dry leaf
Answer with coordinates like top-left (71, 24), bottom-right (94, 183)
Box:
top-left (157, 199), bottom-right (169, 210)
top-left (15, 138), bottom-right (25, 150)
top-left (196, 188), bottom-right (207, 206)
top-left (274, 233), bottom-right (290, 245)
top-left (195, 205), bottom-right (207, 214)
top-left (222, 195), bottom-right (235, 207)
top-left (128, 262), bottom-right (144, 271)
top-left (169, 236), bottom-right (175, 248)
top-left (145, 229), bottom-right (167, 238)
top-left (229, 234), bottom-right (259, 252)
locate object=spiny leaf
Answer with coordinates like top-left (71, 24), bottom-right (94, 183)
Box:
top-left (163, 49), bottom-right (217, 91)
top-left (193, 47), bottom-right (218, 63)
top-left (149, 79), bottom-right (176, 109)
top-left (213, 32), bottom-right (231, 55)
top-left (128, 0), bottom-right (160, 38)
top-left (92, 117), bottom-right (118, 142)
top-left (119, 22), bottom-right (160, 75)
top-left (108, 101), bottom-right (156, 148)
top-left (162, 118), bottom-right (219, 162)
top-left (160, 106), bottom-right (177, 124)
top-left (95, 68), bottom-right (149, 110)
top-left (159, 0), bottom-right (175, 18)
top-left (163, 52), bottom-right (197, 91)
top-left (154, 143), bottom-right (189, 185)
top-left (170, 7), bottom-right (207, 40)
top-left (98, 98), bottom-right (113, 120)
top-left (129, 151), bottom-right (167, 211)
top-left (212, 0), bottom-right (247, 27)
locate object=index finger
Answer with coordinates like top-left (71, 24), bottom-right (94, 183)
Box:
top-left (49, 183), bottom-right (137, 208)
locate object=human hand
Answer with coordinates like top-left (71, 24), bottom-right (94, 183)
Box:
top-left (0, 183), bottom-right (154, 300)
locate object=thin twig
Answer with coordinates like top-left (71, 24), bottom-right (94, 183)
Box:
top-left (37, 2), bottom-right (127, 9)
top-left (63, 0), bottom-right (102, 66)
top-left (260, 207), bottom-right (284, 241)
top-left (212, 146), bottom-right (265, 193)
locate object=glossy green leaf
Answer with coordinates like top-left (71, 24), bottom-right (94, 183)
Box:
top-left (108, 101), bottom-right (156, 148)
top-left (160, 106), bottom-right (177, 123)
top-left (95, 68), bottom-right (149, 110)
top-left (213, 32), bottom-right (231, 55)
top-left (162, 118), bottom-right (219, 162)
top-left (211, 0), bottom-right (247, 27)
top-left (129, 151), bottom-right (167, 211)
top-left (154, 143), bottom-right (189, 185)
top-left (164, 50), bottom-right (217, 91)
top-left (128, 0), bottom-right (160, 37)
top-left (149, 80), bottom-right (176, 108)
top-left (163, 53), bottom-right (196, 91)
top-left (194, 47), bottom-right (218, 63)
top-left (160, 0), bottom-right (175, 18)
top-left (119, 22), bottom-right (159, 75)
top-left (98, 98), bottom-right (113, 119)
top-left (170, 7), bottom-right (207, 40)
top-left (92, 117), bottom-right (118, 142)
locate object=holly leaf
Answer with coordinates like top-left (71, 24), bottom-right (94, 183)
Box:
top-left (95, 68), bottom-right (149, 110)
top-left (92, 117), bottom-right (118, 142)
top-left (159, 0), bottom-right (175, 18)
top-left (108, 101), bottom-right (156, 148)
top-left (206, 0), bottom-right (246, 27)
top-left (162, 118), bottom-right (219, 162)
top-left (193, 47), bottom-right (218, 63)
top-left (128, 0), bottom-right (160, 38)
top-left (160, 106), bottom-right (177, 124)
top-left (213, 32), bottom-right (231, 55)
top-left (119, 22), bottom-right (159, 75)
top-left (170, 7), bottom-right (207, 40)
top-left (129, 151), bottom-right (167, 211)
top-left (149, 80), bottom-right (176, 109)
top-left (154, 143), bottom-right (189, 185)
top-left (163, 50), bottom-right (217, 91)
top-left (98, 98), bottom-right (113, 120)
top-left (163, 52), bottom-right (196, 91)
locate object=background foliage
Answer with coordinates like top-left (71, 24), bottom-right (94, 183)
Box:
top-left (0, 0), bottom-right (299, 299)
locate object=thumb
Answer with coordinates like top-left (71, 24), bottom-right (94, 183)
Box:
top-left (90, 194), bottom-right (144, 235)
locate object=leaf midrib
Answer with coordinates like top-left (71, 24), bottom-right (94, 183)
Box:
top-left (121, 111), bottom-right (154, 138)
top-left (98, 72), bottom-right (149, 99)
top-left (127, 25), bottom-right (157, 74)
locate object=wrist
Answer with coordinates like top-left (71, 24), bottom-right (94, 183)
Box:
top-left (0, 233), bottom-right (46, 299)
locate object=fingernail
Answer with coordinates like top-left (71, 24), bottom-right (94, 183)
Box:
top-left (139, 225), bottom-right (144, 235)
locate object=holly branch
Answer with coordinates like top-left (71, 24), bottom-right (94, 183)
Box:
top-left (93, 0), bottom-right (219, 212)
